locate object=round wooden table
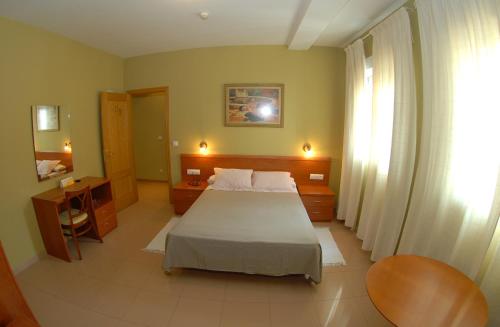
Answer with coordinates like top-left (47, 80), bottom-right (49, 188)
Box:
top-left (366, 255), bottom-right (488, 327)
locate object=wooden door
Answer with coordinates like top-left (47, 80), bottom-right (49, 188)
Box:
top-left (100, 92), bottom-right (138, 211)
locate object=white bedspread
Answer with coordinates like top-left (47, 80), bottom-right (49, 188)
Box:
top-left (163, 190), bottom-right (322, 282)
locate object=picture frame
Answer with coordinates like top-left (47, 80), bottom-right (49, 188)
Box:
top-left (224, 83), bottom-right (284, 127)
top-left (35, 105), bottom-right (60, 132)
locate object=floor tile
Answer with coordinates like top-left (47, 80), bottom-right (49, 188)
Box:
top-left (316, 298), bottom-right (367, 327)
top-left (180, 271), bottom-right (227, 301)
top-left (310, 271), bottom-right (354, 301)
top-left (89, 281), bottom-right (140, 318)
top-left (266, 277), bottom-right (314, 303)
top-left (225, 275), bottom-right (269, 302)
top-left (123, 290), bottom-right (179, 327)
top-left (270, 301), bottom-right (320, 327)
top-left (358, 296), bottom-right (393, 327)
top-left (169, 297), bottom-right (223, 327)
top-left (221, 300), bottom-right (271, 327)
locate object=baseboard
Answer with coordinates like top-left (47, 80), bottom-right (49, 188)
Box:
top-left (13, 254), bottom-right (40, 275)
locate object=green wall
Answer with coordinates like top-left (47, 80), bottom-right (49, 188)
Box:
top-left (0, 17), bottom-right (123, 270)
top-left (125, 46), bottom-right (346, 192)
top-left (0, 19), bottom-right (345, 272)
top-left (132, 94), bottom-right (168, 181)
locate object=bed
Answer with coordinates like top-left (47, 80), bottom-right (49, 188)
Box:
top-left (163, 154), bottom-right (332, 283)
top-left (34, 151), bottom-right (73, 181)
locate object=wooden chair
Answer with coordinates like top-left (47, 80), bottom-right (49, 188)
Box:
top-left (60, 186), bottom-right (102, 260)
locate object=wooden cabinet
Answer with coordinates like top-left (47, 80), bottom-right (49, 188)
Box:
top-left (32, 177), bottom-right (117, 262)
top-left (297, 184), bottom-right (336, 222)
top-left (173, 181), bottom-right (207, 215)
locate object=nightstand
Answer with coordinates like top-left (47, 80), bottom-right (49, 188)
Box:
top-left (297, 184), bottom-right (336, 222)
top-left (172, 181), bottom-right (208, 215)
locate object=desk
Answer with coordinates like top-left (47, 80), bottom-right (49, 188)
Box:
top-left (32, 177), bottom-right (117, 262)
top-left (366, 255), bottom-right (488, 327)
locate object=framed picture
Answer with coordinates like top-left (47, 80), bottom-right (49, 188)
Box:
top-left (35, 105), bottom-right (60, 132)
top-left (225, 84), bottom-right (284, 127)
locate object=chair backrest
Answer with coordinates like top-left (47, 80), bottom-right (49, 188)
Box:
top-left (64, 186), bottom-right (92, 221)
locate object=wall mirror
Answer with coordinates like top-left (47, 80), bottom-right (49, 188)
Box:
top-left (31, 105), bottom-right (74, 181)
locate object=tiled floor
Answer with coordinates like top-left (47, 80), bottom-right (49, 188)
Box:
top-left (17, 181), bottom-right (391, 327)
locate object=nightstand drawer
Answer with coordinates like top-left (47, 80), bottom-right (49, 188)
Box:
top-left (305, 206), bottom-right (333, 221)
top-left (173, 190), bottom-right (203, 202)
top-left (174, 201), bottom-right (195, 215)
top-left (301, 195), bottom-right (334, 207)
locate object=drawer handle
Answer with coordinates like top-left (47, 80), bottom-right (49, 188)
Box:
top-left (313, 200), bottom-right (322, 203)
top-left (312, 211), bottom-right (321, 214)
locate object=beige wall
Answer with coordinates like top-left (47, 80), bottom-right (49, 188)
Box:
top-left (132, 94), bottom-right (168, 181)
top-left (0, 17), bottom-right (123, 270)
top-left (125, 46), bottom-right (346, 192)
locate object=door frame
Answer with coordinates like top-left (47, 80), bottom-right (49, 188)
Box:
top-left (127, 86), bottom-right (173, 203)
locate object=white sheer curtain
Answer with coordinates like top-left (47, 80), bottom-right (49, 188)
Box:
top-left (397, 0), bottom-right (500, 313)
top-left (337, 40), bottom-right (370, 228)
top-left (355, 8), bottom-right (416, 261)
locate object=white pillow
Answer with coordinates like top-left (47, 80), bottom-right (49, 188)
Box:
top-left (252, 171), bottom-right (293, 191)
top-left (207, 175), bottom-right (216, 184)
top-left (212, 168), bottom-right (253, 191)
top-left (53, 164), bottom-right (66, 172)
top-left (36, 160), bottom-right (60, 176)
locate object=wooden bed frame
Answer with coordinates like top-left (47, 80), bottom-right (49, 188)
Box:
top-left (34, 151), bottom-right (74, 180)
top-left (180, 154), bottom-right (331, 186)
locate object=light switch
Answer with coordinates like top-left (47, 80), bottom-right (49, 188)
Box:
top-left (310, 173), bottom-right (324, 180)
top-left (157, 135), bottom-right (163, 141)
top-left (172, 140), bottom-right (179, 147)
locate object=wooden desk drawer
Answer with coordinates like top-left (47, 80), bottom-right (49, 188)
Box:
top-left (173, 190), bottom-right (202, 202)
top-left (94, 202), bottom-right (117, 237)
top-left (94, 201), bottom-right (115, 220)
top-left (97, 213), bottom-right (117, 237)
top-left (301, 195), bottom-right (334, 207)
top-left (305, 206), bottom-right (333, 222)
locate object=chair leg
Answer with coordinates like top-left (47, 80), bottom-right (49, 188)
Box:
top-left (70, 227), bottom-right (82, 260)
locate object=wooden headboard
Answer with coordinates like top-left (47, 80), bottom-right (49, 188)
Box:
top-left (35, 151), bottom-right (74, 171)
top-left (180, 154), bottom-right (331, 185)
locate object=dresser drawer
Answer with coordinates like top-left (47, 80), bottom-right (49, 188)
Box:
top-left (173, 190), bottom-right (203, 202)
top-left (97, 213), bottom-right (117, 237)
top-left (301, 195), bottom-right (334, 207)
top-left (305, 206), bottom-right (333, 222)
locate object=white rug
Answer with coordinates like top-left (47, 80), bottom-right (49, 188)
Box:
top-left (144, 217), bottom-right (346, 267)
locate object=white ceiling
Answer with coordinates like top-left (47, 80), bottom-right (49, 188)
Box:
top-left (0, 0), bottom-right (400, 58)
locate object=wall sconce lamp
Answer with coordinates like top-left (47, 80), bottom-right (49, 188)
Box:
top-left (199, 141), bottom-right (208, 155)
top-left (302, 143), bottom-right (313, 157)
top-left (64, 141), bottom-right (72, 153)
